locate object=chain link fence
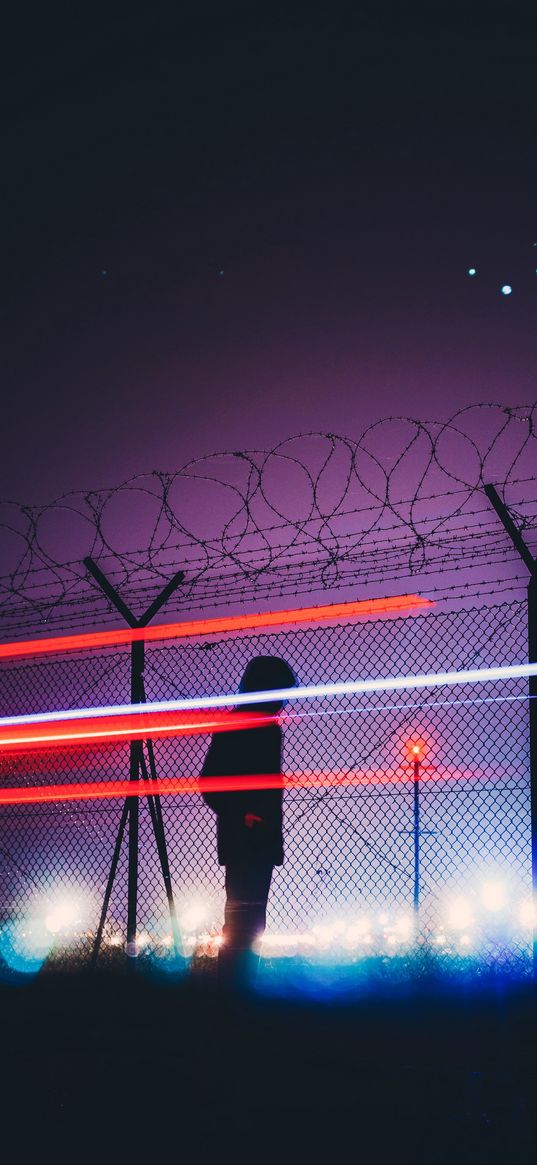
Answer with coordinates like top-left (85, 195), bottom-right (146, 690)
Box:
top-left (0, 599), bottom-right (532, 977)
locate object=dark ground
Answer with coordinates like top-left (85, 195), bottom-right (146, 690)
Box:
top-left (1, 973), bottom-right (536, 1165)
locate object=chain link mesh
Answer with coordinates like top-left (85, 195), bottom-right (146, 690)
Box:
top-left (0, 599), bottom-right (531, 976)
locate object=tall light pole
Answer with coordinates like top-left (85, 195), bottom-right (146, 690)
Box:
top-left (399, 739), bottom-right (428, 931)
top-left (411, 743), bottom-right (422, 919)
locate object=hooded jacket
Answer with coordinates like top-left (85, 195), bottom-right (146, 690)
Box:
top-left (201, 715), bottom-right (284, 865)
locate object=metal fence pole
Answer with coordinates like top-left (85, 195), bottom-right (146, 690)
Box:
top-left (413, 755), bottom-right (421, 919)
top-left (528, 572), bottom-right (537, 968)
top-left (484, 484), bottom-right (537, 972)
top-left (83, 557), bottom-right (185, 965)
top-left (126, 640), bottom-right (144, 958)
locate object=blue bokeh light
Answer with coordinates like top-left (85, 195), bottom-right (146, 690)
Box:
top-left (0, 918), bottom-right (51, 976)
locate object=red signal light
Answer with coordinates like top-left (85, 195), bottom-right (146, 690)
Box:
top-left (404, 737), bottom-right (427, 762)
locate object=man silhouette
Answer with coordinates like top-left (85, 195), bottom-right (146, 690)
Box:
top-left (201, 655), bottom-right (296, 986)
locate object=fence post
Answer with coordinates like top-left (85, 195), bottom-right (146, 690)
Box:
top-left (84, 557), bottom-right (185, 965)
top-left (484, 484), bottom-right (537, 972)
top-left (529, 572), bottom-right (537, 968)
top-left (126, 639), bottom-right (144, 957)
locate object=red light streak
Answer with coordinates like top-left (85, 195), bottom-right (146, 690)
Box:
top-left (0, 767), bottom-right (481, 806)
top-left (0, 710), bottom-right (275, 752)
top-left (0, 595), bottom-right (433, 661)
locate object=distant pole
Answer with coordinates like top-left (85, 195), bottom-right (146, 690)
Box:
top-left (484, 483), bottom-right (537, 971)
top-left (412, 749), bottom-right (421, 919)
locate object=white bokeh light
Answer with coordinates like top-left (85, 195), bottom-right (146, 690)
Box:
top-left (393, 915), bottom-right (413, 940)
top-left (43, 892), bottom-right (85, 935)
top-left (447, 898), bottom-right (474, 930)
top-left (180, 901), bottom-right (209, 932)
top-left (519, 900), bottom-right (537, 928)
top-left (480, 881), bottom-right (508, 912)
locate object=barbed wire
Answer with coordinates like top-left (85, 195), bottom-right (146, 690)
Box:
top-left (1, 401), bottom-right (536, 638)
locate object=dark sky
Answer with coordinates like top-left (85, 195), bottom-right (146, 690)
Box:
top-left (3, 1), bottom-right (537, 503)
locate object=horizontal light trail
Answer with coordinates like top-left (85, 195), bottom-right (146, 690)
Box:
top-left (0, 690), bottom-right (533, 753)
top-left (0, 710), bottom-right (274, 752)
top-left (0, 663), bottom-right (535, 750)
top-left (0, 595), bottom-right (432, 661)
top-left (287, 692), bottom-right (536, 719)
top-left (0, 768), bottom-right (501, 806)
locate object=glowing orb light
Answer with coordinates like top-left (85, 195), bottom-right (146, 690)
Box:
top-left (468, 267), bottom-right (477, 275)
top-left (311, 920), bottom-right (346, 947)
top-left (519, 900), bottom-right (536, 929)
top-left (343, 919), bottom-right (370, 948)
top-left (501, 284), bottom-right (512, 295)
top-left (404, 737), bottom-right (428, 762)
top-left (480, 880), bottom-right (508, 912)
top-left (44, 895), bottom-right (83, 935)
top-left (393, 915), bottom-right (413, 941)
top-left (447, 898), bottom-right (474, 930)
top-left (0, 918), bottom-right (51, 975)
top-left (180, 902), bottom-right (209, 932)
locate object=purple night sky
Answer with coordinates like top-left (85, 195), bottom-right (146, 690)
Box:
top-left (2, 4), bottom-right (537, 1007)
top-left (3, 3), bottom-right (537, 507)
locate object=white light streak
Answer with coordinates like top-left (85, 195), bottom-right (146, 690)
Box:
top-left (287, 693), bottom-right (534, 721)
top-left (1, 663), bottom-right (535, 730)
